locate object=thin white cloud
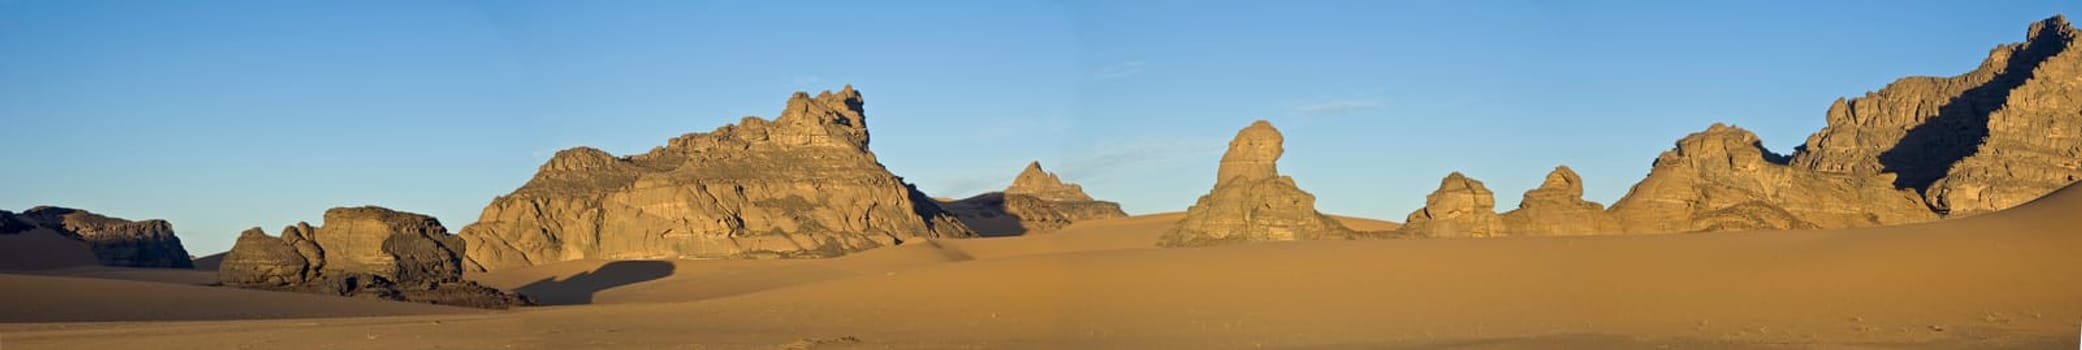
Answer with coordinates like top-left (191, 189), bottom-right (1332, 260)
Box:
top-left (1055, 138), bottom-right (1225, 180)
top-left (1293, 100), bottom-right (1381, 118)
top-left (1093, 61), bottom-right (1147, 80)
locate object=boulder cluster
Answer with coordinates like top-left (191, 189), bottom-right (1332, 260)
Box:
top-left (459, 86), bottom-right (975, 272)
top-left (219, 206), bottom-right (527, 308)
top-left (941, 161), bottom-right (1128, 236)
top-left (0, 207), bottom-right (192, 268)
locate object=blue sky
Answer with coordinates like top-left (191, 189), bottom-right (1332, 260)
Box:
top-left (2, 0), bottom-right (2074, 255)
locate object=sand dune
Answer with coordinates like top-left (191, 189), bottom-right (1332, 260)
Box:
top-left (2, 187), bottom-right (2077, 349)
top-left (0, 273), bottom-right (479, 322)
top-left (0, 229), bottom-right (101, 271)
top-left (190, 252), bottom-right (225, 270)
top-left (14, 265), bottom-right (218, 285)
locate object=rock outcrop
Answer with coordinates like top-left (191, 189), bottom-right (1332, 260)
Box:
top-left (1159, 121), bottom-right (1355, 247)
top-left (1792, 15), bottom-right (2082, 216)
top-left (0, 207), bottom-right (192, 268)
top-left (459, 86), bottom-right (974, 271)
top-left (219, 206), bottom-right (526, 309)
top-left (1498, 166), bottom-right (1620, 236)
top-left (941, 161), bottom-right (1128, 236)
top-left (1608, 124), bottom-right (1937, 233)
top-left (1399, 173), bottom-right (1505, 238)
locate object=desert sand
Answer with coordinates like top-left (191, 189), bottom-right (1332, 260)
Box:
top-left (2, 189), bottom-right (2077, 349)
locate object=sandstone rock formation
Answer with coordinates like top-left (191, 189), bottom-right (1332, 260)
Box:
top-left (1399, 172), bottom-right (1505, 238)
top-left (1608, 124), bottom-right (1937, 233)
top-left (1498, 166), bottom-right (1620, 236)
top-left (1792, 15), bottom-right (2082, 216)
top-left (1159, 121), bottom-right (1355, 247)
top-left (941, 161), bottom-right (1128, 236)
top-left (0, 207), bottom-right (192, 268)
top-left (219, 206), bottom-right (526, 309)
top-left (459, 86), bottom-right (974, 271)
top-left (1372, 16), bottom-right (2078, 236)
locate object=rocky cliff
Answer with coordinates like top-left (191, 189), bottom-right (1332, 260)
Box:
top-left (0, 207), bottom-right (192, 268)
top-left (459, 86), bottom-right (974, 271)
top-left (1159, 120), bottom-right (1355, 247)
top-left (219, 206), bottom-right (526, 308)
top-left (1793, 15), bottom-right (2082, 216)
top-left (1379, 16), bottom-right (2078, 236)
top-left (942, 161), bottom-right (1128, 236)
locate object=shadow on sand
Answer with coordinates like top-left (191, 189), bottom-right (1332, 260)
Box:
top-left (515, 260), bottom-right (676, 305)
top-left (940, 192), bottom-right (1033, 237)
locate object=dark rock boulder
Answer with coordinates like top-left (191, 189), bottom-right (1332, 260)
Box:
top-left (219, 206), bottom-right (527, 309)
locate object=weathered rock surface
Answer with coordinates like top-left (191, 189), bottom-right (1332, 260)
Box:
top-left (1399, 172), bottom-right (1505, 238)
top-left (459, 86), bottom-right (974, 271)
top-left (1498, 166), bottom-right (1620, 236)
top-left (219, 206), bottom-right (526, 309)
top-left (1608, 124), bottom-right (1937, 233)
top-left (1793, 15), bottom-right (2082, 216)
top-left (0, 207), bottom-right (192, 268)
top-left (1160, 121), bottom-right (1355, 247)
top-left (942, 161), bottom-right (1128, 236)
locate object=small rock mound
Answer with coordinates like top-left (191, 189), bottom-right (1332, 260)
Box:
top-left (943, 161), bottom-right (1128, 236)
top-left (1159, 120), bottom-right (1355, 247)
top-left (1, 207), bottom-right (193, 268)
top-left (219, 206), bottom-right (527, 309)
top-left (1499, 166), bottom-right (1620, 236)
top-left (1399, 172), bottom-right (1505, 238)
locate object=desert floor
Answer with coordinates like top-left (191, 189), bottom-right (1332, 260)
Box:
top-left (3, 190), bottom-right (2080, 349)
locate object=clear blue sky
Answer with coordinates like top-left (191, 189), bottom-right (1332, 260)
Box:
top-left (2, 0), bottom-right (2074, 255)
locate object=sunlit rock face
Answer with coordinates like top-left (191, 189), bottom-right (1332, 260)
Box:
top-left (1160, 120), bottom-right (1355, 247)
top-left (1608, 124), bottom-right (1937, 234)
top-left (459, 86), bottom-right (974, 271)
top-left (1792, 15), bottom-right (2082, 217)
top-left (1400, 172), bottom-right (1505, 238)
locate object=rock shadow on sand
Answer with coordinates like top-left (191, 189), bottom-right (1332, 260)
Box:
top-left (515, 260), bottom-right (675, 305)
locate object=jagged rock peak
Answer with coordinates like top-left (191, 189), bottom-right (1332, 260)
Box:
top-left (1005, 161), bottom-right (1094, 202)
top-left (2028, 14), bottom-right (2075, 41)
top-left (1789, 15), bottom-right (2081, 216)
top-left (775, 85), bottom-right (870, 148)
top-left (1216, 120), bottom-right (1284, 184)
